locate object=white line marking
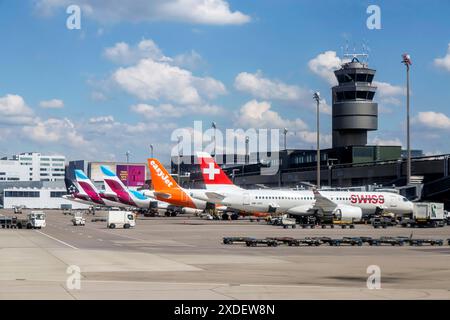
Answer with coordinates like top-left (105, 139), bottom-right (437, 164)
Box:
top-left (35, 230), bottom-right (78, 250)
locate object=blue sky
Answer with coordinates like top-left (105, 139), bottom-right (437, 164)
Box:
top-left (0, 0), bottom-right (449, 163)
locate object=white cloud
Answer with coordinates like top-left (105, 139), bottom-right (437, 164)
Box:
top-left (234, 71), bottom-right (331, 114)
top-left (22, 118), bottom-right (86, 145)
top-left (434, 43), bottom-right (450, 72)
top-left (295, 130), bottom-right (332, 147)
top-left (413, 111), bottom-right (450, 130)
top-left (373, 81), bottom-right (405, 106)
top-left (0, 94), bottom-right (35, 125)
top-left (370, 136), bottom-right (402, 146)
top-left (236, 100), bottom-right (308, 130)
top-left (234, 71), bottom-right (308, 101)
top-left (88, 115), bottom-right (115, 124)
top-left (34, 0), bottom-right (250, 25)
top-left (113, 58), bottom-right (226, 105)
top-left (39, 99), bottom-right (64, 109)
top-left (91, 91), bottom-right (107, 101)
top-left (173, 50), bottom-right (205, 70)
top-left (308, 51), bottom-right (343, 86)
top-left (130, 103), bottom-right (222, 118)
top-left (104, 39), bottom-right (169, 65)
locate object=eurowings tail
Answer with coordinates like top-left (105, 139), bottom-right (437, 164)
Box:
top-left (74, 170), bottom-right (103, 204)
top-left (100, 165), bottom-right (133, 204)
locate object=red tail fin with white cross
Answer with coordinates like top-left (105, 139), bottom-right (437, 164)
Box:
top-left (196, 152), bottom-right (242, 191)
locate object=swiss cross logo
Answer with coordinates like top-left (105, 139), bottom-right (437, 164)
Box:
top-left (203, 162), bottom-right (220, 180)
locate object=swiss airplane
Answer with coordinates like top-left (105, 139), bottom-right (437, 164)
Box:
top-left (192, 152), bottom-right (414, 221)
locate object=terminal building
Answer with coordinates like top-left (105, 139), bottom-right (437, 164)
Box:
top-left (0, 152), bottom-right (66, 182)
top-left (2, 187), bottom-right (88, 209)
top-left (171, 57), bottom-right (450, 208)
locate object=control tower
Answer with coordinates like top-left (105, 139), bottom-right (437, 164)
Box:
top-left (332, 55), bottom-right (378, 148)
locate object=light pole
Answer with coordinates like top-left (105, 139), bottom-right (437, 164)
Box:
top-left (327, 158), bottom-right (338, 187)
top-left (212, 122), bottom-right (217, 159)
top-left (245, 136), bottom-right (249, 165)
top-left (402, 53), bottom-right (412, 185)
top-left (313, 92), bottom-right (321, 189)
top-left (150, 144), bottom-right (154, 158)
top-left (283, 128), bottom-right (288, 150)
top-left (232, 168), bottom-right (239, 183)
top-left (125, 150), bottom-right (131, 187)
top-left (177, 136), bottom-right (181, 185)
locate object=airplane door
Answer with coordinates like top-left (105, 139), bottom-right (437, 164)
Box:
top-left (389, 195), bottom-right (397, 207)
top-left (243, 193), bottom-right (250, 205)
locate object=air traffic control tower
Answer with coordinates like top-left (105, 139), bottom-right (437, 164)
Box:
top-left (332, 56), bottom-right (378, 148)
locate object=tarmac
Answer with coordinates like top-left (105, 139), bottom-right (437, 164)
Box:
top-left (1, 209), bottom-right (450, 300)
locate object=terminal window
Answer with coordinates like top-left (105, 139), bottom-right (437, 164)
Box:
top-left (50, 191), bottom-right (67, 198)
top-left (5, 191), bottom-right (40, 198)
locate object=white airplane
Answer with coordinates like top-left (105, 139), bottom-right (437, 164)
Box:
top-left (191, 152), bottom-right (414, 221)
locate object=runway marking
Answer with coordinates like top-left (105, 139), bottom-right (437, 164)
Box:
top-left (98, 239), bottom-right (103, 242)
top-left (87, 235), bottom-right (92, 239)
top-left (35, 230), bottom-right (78, 250)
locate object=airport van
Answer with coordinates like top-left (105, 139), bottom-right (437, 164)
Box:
top-left (107, 211), bottom-right (135, 229)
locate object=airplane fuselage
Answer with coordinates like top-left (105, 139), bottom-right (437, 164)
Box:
top-left (196, 189), bottom-right (413, 216)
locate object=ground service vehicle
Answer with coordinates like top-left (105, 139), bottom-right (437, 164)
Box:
top-left (107, 211), bottom-right (135, 229)
top-left (71, 212), bottom-right (86, 226)
top-left (401, 202), bottom-right (445, 228)
top-left (16, 212), bottom-right (46, 229)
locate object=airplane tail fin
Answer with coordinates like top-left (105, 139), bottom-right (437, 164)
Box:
top-left (100, 165), bottom-right (129, 194)
top-left (196, 152), bottom-right (241, 190)
top-left (147, 158), bottom-right (180, 192)
top-left (75, 170), bottom-right (102, 201)
top-left (64, 177), bottom-right (78, 194)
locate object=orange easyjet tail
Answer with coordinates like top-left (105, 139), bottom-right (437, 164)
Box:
top-left (147, 158), bottom-right (197, 208)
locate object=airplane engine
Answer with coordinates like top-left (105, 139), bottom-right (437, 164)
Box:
top-left (286, 205), bottom-right (313, 216)
top-left (181, 207), bottom-right (203, 215)
top-left (333, 205), bottom-right (362, 222)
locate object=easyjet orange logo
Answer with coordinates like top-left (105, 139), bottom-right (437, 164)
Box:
top-left (150, 160), bottom-right (173, 188)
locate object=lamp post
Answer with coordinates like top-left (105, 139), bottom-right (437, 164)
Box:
top-left (232, 168), bottom-right (240, 183)
top-left (177, 136), bottom-right (181, 185)
top-left (283, 128), bottom-right (288, 150)
top-left (212, 122), bottom-right (217, 160)
top-left (402, 53), bottom-right (412, 185)
top-left (245, 136), bottom-right (249, 165)
top-left (313, 92), bottom-right (321, 189)
top-left (150, 144), bottom-right (154, 158)
top-left (125, 150), bottom-right (131, 187)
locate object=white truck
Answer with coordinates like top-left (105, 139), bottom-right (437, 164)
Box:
top-left (16, 211), bottom-right (46, 229)
top-left (71, 211), bottom-right (86, 226)
top-left (401, 202), bottom-right (445, 228)
top-left (107, 211), bottom-right (135, 229)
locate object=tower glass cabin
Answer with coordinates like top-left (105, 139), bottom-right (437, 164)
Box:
top-left (332, 57), bottom-right (378, 148)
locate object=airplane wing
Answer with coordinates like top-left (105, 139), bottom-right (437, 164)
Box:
top-left (312, 189), bottom-right (338, 213)
top-left (204, 191), bottom-right (226, 201)
top-left (154, 192), bottom-right (172, 199)
top-left (101, 192), bottom-right (118, 198)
